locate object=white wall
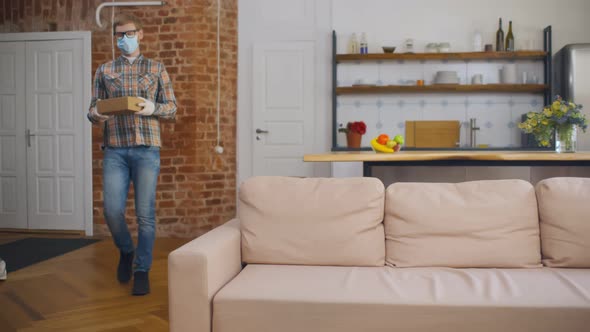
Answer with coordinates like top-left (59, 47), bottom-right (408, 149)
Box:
top-left (333, 0), bottom-right (590, 55)
top-left (331, 0), bottom-right (590, 180)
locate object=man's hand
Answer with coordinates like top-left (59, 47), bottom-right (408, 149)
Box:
top-left (136, 97), bottom-right (155, 116)
top-left (91, 107), bottom-right (111, 122)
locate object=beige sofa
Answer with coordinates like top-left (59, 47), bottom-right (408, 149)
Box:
top-left (169, 176), bottom-right (590, 332)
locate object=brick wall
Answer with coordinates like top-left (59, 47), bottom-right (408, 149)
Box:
top-left (1, 0), bottom-right (238, 238)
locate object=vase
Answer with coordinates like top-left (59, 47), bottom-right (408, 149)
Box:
top-left (555, 125), bottom-right (577, 153)
top-left (346, 132), bottom-right (362, 149)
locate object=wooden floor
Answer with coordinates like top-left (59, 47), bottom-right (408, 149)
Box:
top-left (0, 233), bottom-right (189, 331)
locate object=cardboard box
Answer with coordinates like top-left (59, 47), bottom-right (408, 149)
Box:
top-left (97, 96), bottom-right (144, 115)
top-left (405, 121), bottom-right (461, 148)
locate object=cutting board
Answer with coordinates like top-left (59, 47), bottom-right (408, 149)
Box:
top-left (405, 120), bottom-right (461, 148)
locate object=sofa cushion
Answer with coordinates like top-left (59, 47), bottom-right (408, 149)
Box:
top-left (239, 176), bottom-right (385, 266)
top-left (213, 265), bottom-right (590, 332)
top-left (385, 180), bottom-right (541, 268)
top-left (536, 177), bottom-right (590, 267)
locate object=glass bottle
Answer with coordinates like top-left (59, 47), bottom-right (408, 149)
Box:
top-left (473, 30), bottom-right (483, 52)
top-left (496, 18), bottom-right (505, 51)
top-left (348, 33), bottom-right (359, 54)
top-left (360, 32), bottom-right (368, 54)
top-left (505, 21), bottom-right (515, 51)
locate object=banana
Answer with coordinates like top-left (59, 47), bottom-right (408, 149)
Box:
top-left (370, 137), bottom-right (395, 153)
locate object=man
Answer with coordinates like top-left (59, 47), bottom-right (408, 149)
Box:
top-left (87, 13), bottom-right (177, 296)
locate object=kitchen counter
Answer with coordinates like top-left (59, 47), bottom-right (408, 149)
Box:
top-left (304, 151), bottom-right (590, 176)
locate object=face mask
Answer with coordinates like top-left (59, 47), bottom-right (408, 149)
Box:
top-left (117, 35), bottom-right (139, 55)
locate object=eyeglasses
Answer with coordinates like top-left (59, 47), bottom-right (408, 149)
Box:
top-left (114, 30), bottom-right (138, 40)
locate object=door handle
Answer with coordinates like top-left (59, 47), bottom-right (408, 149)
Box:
top-left (26, 129), bottom-right (36, 147)
top-left (256, 128), bottom-right (269, 134)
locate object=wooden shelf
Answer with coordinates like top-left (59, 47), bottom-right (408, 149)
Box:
top-left (336, 84), bottom-right (549, 95)
top-left (336, 51), bottom-right (547, 62)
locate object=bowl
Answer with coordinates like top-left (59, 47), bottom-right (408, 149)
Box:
top-left (436, 70), bottom-right (458, 77)
top-left (425, 43), bottom-right (438, 53)
top-left (434, 71), bottom-right (459, 84)
top-left (372, 146), bottom-right (402, 153)
top-left (382, 46), bottom-right (396, 53)
top-left (438, 42), bottom-right (451, 52)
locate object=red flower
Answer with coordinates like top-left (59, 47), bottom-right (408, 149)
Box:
top-left (339, 121), bottom-right (366, 135)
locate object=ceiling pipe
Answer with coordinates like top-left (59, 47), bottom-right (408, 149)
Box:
top-left (96, 1), bottom-right (167, 28)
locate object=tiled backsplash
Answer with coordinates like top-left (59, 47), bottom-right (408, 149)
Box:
top-left (336, 60), bottom-right (544, 148)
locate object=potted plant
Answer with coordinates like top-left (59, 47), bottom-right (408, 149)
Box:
top-left (518, 96), bottom-right (588, 152)
top-left (339, 121), bottom-right (367, 149)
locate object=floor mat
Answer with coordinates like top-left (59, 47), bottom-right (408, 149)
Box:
top-left (0, 237), bottom-right (101, 273)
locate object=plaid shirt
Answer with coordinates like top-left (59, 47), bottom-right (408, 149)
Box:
top-left (87, 55), bottom-right (177, 147)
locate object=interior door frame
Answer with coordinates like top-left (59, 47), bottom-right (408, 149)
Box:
top-left (0, 32), bottom-right (93, 236)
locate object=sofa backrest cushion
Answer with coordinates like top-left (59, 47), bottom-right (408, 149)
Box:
top-left (536, 177), bottom-right (590, 267)
top-left (239, 176), bottom-right (385, 266)
top-left (384, 180), bottom-right (541, 268)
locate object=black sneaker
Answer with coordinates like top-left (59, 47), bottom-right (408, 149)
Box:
top-left (132, 271), bottom-right (150, 296)
top-left (117, 251), bottom-right (134, 283)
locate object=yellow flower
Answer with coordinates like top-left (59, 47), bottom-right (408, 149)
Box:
top-left (551, 101), bottom-right (561, 111)
top-left (543, 108), bottom-right (552, 117)
top-left (542, 120), bottom-right (549, 125)
top-left (540, 140), bottom-right (550, 146)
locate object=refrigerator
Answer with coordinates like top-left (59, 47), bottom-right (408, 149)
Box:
top-left (553, 44), bottom-right (590, 151)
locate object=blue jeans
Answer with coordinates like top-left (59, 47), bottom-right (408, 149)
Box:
top-left (103, 146), bottom-right (160, 272)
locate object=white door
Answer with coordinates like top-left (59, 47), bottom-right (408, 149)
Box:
top-left (238, 0), bottom-right (331, 182)
top-left (252, 42), bottom-right (315, 176)
top-left (0, 42), bottom-right (27, 229)
top-left (25, 40), bottom-right (84, 230)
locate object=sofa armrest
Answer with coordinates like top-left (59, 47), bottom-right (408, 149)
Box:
top-left (168, 218), bottom-right (242, 332)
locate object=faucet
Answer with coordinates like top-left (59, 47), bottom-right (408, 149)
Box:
top-left (469, 118), bottom-right (480, 148)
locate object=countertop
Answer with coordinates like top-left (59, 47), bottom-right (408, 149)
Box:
top-left (303, 151), bottom-right (590, 162)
